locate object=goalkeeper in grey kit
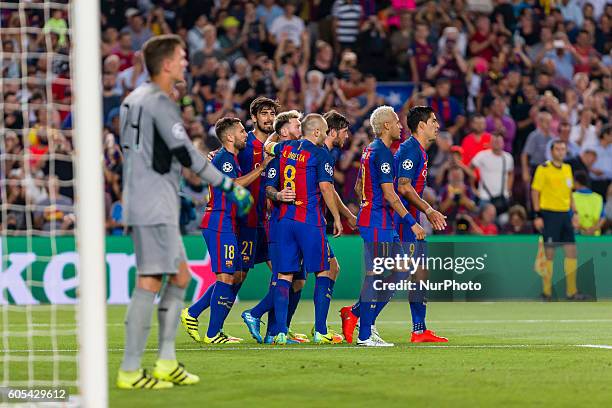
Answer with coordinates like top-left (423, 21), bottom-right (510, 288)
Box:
top-left (116, 34), bottom-right (252, 390)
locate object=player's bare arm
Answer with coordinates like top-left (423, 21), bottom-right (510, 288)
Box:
top-left (320, 181), bottom-right (343, 237)
top-left (234, 155), bottom-right (273, 187)
top-left (381, 182), bottom-right (425, 240)
top-left (354, 174), bottom-right (363, 202)
top-left (397, 177), bottom-right (446, 230)
top-left (334, 189), bottom-right (357, 229)
top-left (265, 185), bottom-right (295, 202)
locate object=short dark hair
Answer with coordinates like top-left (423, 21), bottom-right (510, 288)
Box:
top-left (249, 96), bottom-right (280, 118)
top-left (142, 34), bottom-right (184, 77)
top-left (550, 139), bottom-right (566, 151)
top-left (273, 110), bottom-right (302, 134)
top-left (574, 170), bottom-right (589, 187)
top-left (323, 110), bottom-right (350, 132)
top-left (215, 117), bottom-right (242, 142)
top-left (406, 106), bottom-right (435, 133)
top-left (600, 124), bottom-right (611, 140)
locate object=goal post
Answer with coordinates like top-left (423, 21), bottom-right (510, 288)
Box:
top-left (72, 0), bottom-right (108, 406)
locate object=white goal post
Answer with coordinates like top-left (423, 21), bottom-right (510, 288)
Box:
top-left (72, 0), bottom-right (107, 406)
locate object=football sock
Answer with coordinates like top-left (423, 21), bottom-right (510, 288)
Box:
top-left (351, 301), bottom-right (361, 317)
top-left (232, 281), bottom-right (243, 297)
top-left (157, 283), bottom-right (185, 360)
top-left (267, 308), bottom-right (277, 337)
top-left (410, 301), bottom-right (427, 333)
top-left (188, 282), bottom-right (215, 318)
top-left (287, 285), bottom-right (302, 328)
top-left (357, 302), bottom-right (375, 341)
top-left (251, 285), bottom-right (274, 319)
top-left (543, 260), bottom-right (553, 297)
top-left (314, 276), bottom-right (333, 334)
top-left (206, 281), bottom-right (235, 338)
top-left (564, 257), bottom-right (577, 297)
top-left (273, 279), bottom-right (291, 335)
top-left (121, 287), bottom-right (156, 371)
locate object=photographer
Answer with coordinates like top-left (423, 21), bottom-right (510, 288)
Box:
top-left (439, 166), bottom-right (478, 233)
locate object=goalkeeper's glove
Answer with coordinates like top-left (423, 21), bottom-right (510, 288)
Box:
top-left (220, 177), bottom-right (253, 217)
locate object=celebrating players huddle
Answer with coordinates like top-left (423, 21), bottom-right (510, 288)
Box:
top-left (117, 35), bottom-right (450, 390)
top-left (180, 99), bottom-right (450, 348)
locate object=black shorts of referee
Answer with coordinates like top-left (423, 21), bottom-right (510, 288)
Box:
top-left (541, 210), bottom-right (575, 246)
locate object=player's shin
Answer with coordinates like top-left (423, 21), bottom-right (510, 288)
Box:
top-left (206, 280), bottom-right (236, 338)
top-left (314, 275), bottom-right (334, 334)
top-left (158, 283), bottom-right (186, 360)
top-left (188, 282), bottom-right (215, 318)
top-left (273, 277), bottom-right (292, 335)
top-left (121, 287), bottom-right (157, 371)
top-left (287, 283), bottom-right (303, 328)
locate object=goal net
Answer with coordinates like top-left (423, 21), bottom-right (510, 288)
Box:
top-left (0, 0), bottom-right (106, 405)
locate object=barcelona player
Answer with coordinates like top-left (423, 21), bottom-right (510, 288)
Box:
top-left (180, 117), bottom-right (271, 344)
top-left (341, 106), bottom-right (426, 347)
top-left (241, 110), bottom-right (307, 344)
top-left (395, 106), bottom-right (448, 342)
top-left (262, 114), bottom-right (343, 345)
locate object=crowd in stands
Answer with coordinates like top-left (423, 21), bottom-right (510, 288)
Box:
top-left (1, 0), bottom-right (611, 237)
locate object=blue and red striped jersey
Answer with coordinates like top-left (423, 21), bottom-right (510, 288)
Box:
top-left (200, 148), bottom-right (241, 232)
top-left (271, 139), bottom-right (334, 226)
top-left (237, 131), bottom-right (266, 228)
top-left (357, 138), bottom-right (395, 229)
top-left (393, 136), bottom-right (428, 227)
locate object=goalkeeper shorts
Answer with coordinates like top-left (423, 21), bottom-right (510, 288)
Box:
top-left (131, 224), bottom-right (187, 275)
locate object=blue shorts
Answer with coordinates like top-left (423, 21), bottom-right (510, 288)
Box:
top-left (396, 223), bottom-right (428, 259)
top-left (202, 229), bottom-right (241, 274)
top-left (275, 218), bottom-right (329, 274)
top-left (325, 237), bottom-right (335, 260)
top-left (238, 226), bottom-right (269, 270)
top-left (359, 226), bottom-right (404, 271)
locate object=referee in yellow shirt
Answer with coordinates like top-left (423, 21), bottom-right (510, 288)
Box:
top-left (531, 140), bottom-right (586, 301)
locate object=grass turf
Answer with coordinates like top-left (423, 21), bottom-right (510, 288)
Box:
top-left (2, 301), bottom-right (612, 407)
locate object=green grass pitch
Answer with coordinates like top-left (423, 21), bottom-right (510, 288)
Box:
top-left (3, 301), bottom-right (612, 407)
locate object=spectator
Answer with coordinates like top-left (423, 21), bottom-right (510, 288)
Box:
top-left (256, 0), bottom-right (284, 31)
top-left (408, 22), bottom-right (434, 84)
top-left (566, 146), bottom-right (598, 180)
top-left (356, 16), bottom-right (391, 79)
top-left (332, 0), bottom-right (364, 52)
top-left (311, 40), bottom-right (335, 76)
top-left (558, 0), bottom-right (584, 29)
top-left (219, 17), bottom-right (246, 65)
top-left (573, 171), bottom-right (605, 236)
top-left (116, 51), bottom-right (148, 96)
top-left (546, 120), bottom-right (581, 161)
top-left (543, 35), bottom-right (576, 82)
top-left (522, 111), bottom-right (556, 183)
top-left (121, 8), bottom-right (153, 51)
top-left (268, 1), bottom-right (305, 47)
top-left (112, 32), bottom-right (134, 71)
top-left (590, 125), bottom-right (612, 197)
top-left (102, 72), bottom-right (121, 121)
top-left (469, 14), bottom-right (497, 63)
top-left (468, 203), bottom-right (499, 235)
top-left (426, 78), bottom-right (466, 139)
top-left (439, 166), bottom-right (478, 233)
top-left (187, 14), bottom-right (208, 57)
top-left (461, 114), bottom-right (492, 165)
top-left (34, 176), bottom-right (74, 233)
top-left (426, 29), bottom-right (468, 100)
top-left (502, 205), bottom-right (534, 234)
top-left (471, 133), bottom-right (514, 213)
top-left (428, 131), bottom-right (453, 188)
top-left (43, 9), bottom-right (68, 47)
top-left (485, 98), bottom-right (516, 153)
top-left (569, 108), bottom-right (599, 148)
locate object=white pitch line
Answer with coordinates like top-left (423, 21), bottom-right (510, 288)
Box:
top-left (3, 319), bottom-right (612, 328)
top-left (0, 344), bottom-right (575, 353)
top-left (576, 344), bottom-right (612, 350)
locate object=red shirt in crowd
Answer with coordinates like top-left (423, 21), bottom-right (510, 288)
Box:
top-left (461, 132), bottom-right (492, 165)
top-left (470, 32), bottom-right (495, 62)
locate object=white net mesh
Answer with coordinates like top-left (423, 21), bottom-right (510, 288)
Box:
top-left (1, 0), bottom-right (79, 392)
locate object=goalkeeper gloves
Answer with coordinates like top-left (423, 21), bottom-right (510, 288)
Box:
top-left (220, 177), bottom-right (253, 217)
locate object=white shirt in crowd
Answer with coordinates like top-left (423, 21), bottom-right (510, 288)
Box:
top-left (269, 15), bottom-right (305, 46)
top-left (471, 149), bottom-right (514, 200)
top-left (569, 124), bottom-right (598, 148)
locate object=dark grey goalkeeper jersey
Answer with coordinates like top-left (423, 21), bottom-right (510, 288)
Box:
top-left (120, 82), bottom-right (225, 226)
